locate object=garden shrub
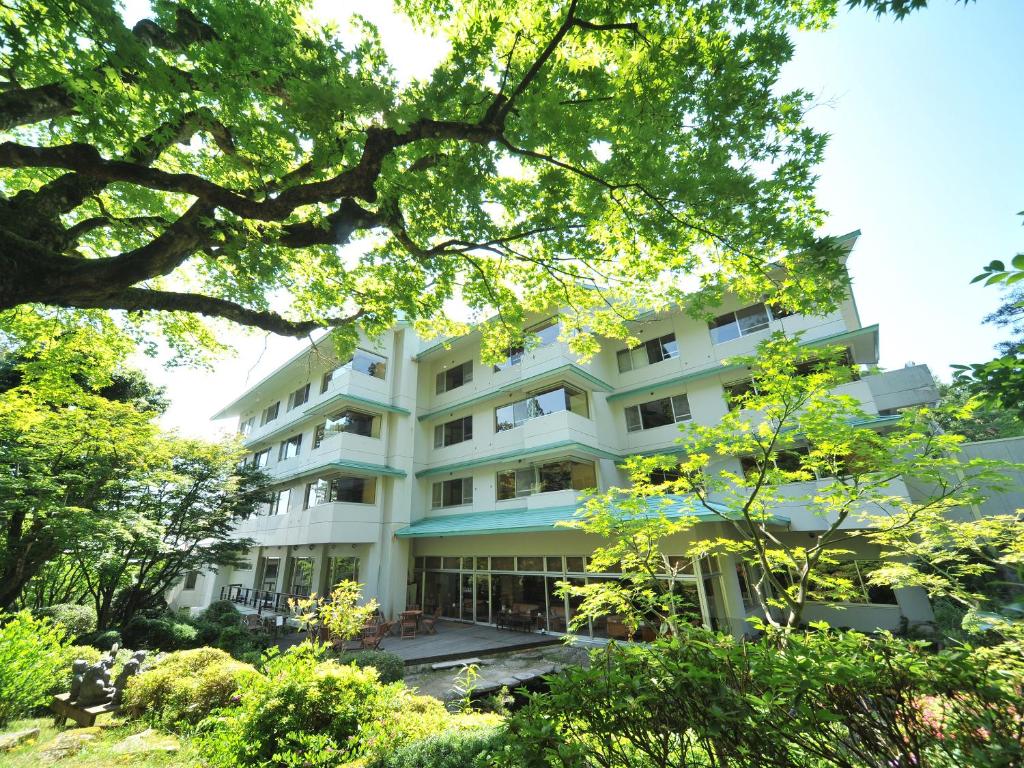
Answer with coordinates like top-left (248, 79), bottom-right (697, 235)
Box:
top-left (195, 601), bottom-right (242, 644)
top-left (51, 644), bottom-right (103, 694)
top-left (214, 624), bottom-right (266, 660)
top-left (84, 628), bottom-right (122, 650)
top-left (35, 603), bottom-right (97, 639)
top-left (337, 649), bottom-right (405, 683)
top-left (122, 615), bottom-right (199, 650)
top-left (504, 626), bottom-right (1024, 768)
top-left (195, 644), bottom-right (393, 766)
top-left (122, 646), bottom-right (258, 729)
top-left (0, 611), bottom-right (70, 726)
top-left (367, 724), bottom-right (506, 768)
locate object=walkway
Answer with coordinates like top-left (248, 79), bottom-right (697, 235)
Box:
top-left (381, 621), bottom-right (561, 665)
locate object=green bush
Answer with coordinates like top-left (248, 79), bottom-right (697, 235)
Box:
top-left (195, 644), bottom-right (392, 766)
top-left (202, 600), bottom-right (242, 627)
top-left (215, 625), bottom-right (265, 660)
top-left (82, 629), bottom-right (122, 650)
top-left (337, 649), bottom-right (405, 683)
top-left (0, 611), bottom-right (70, 726)
top-left (122, 615), bottom-right (199, 650)
top-left (122, 646), bottom-right (258, 729)
top-left (367, 724), bottom-right (505, 768)
top-left (35, 603), bottom-right (97, 639)
top-left (504, 627), bottom-right (1024, 768)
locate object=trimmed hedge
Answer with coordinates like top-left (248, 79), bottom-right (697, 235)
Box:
top-left (366, 724), bottom-right (505, 768)
top-left (122, 616), bottom-right (199, 650)
top-left (35, 603), bottom-right (97, 639)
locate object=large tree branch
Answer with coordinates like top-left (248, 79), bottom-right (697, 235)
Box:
top-left (67, 286), bottom-right (365, 337)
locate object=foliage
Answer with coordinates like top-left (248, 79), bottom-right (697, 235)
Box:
top-left (932, 379), bottom-right (1024, 442)
top-left (290, 579), bottom-right (378, 642)
top-left (505, 627), bottom-right (1024, 768)
top-left (83, 629), bottom-right (123, 651)
top-left (34, 603), bottom-right (98, 639)
top-left (336, 649), bottom-right (405, 683)
top-left (213, 625), bottom-right (267, 661)
top-left (51, 644), bottom-right (104, 695)
top-left (563, 334), bottom-right (1012, 631)
top-left (200, 600), bottom-right (242, 627)
top-left (122, 615), bottom-right (200, 651)
top-left (366, 722), bottom-right (506, 768)
top-left (0, 0), bottom-right (857, 355)
top-left (122, 647), bottom-right (258, 730)
top-left (0, 611), bottom-right (70, 726)
top-left (194, 643), bottom-right (391, 766)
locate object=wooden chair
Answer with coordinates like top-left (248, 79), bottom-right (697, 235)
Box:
top-left (420, 605), bottom-right (442, 635)
top-left (361, 621), bottom-right (391, 650)
top-left (242, 614), bottom-right (267, 633)
top-left (400, 611), bottom-right (418, 639)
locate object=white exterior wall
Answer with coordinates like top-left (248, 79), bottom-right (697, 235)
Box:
top-left (171, 253), bottom-right (971, 636)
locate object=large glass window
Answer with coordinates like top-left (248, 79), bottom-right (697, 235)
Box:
top-left (291, 557), bottom-right (313, 596)
top-left (252, 448), bottom-right (271, 468)
top-left (495, 385), bottom-right (588, 432)
top-left (624, 394), bottom-right (691, 432)
top-left (326, 556), bottom-right (359, 588)
top-left (321, 368), bottom-right (336, 393)
top-left (239, 417), bottom-right (255, 436)
top-left (616, 333), bottom-right (679, 373)
top-left (278, 434), bottom-right (302, 460)
top-left (260, 401), bottom-right (280, 426)
top-left (708, 303), bottom-right (792, 344)
top-left (268, 488), bottom-right (290, 515)
top-left (436, 360), bottom-right (473, 394)
top-left (304, 475), bottom-right (376, 506)
top-left (328, 409), bottom-right (380, 439)
top-left (432, 477), bottom-right (473, 508)
top-left (287, 383), bottom-right (310, 411)
top-left (497, 460), bottom-right (596, 500)
top-left (351, 349), bottom-right (387, 379)
top-left (434, 416), bottom-right (472, 447)
top-left (261, 557), bottom-right (280, 591)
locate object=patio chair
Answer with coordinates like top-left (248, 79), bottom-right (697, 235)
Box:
top-left (420, 605), bottom-right (442, 635)
top-left (242, 614), bottom-right (268, 633)
top-left (400, 611), bottom-right (418, 639)
top-left (362, 621), bottom-right (391, 650)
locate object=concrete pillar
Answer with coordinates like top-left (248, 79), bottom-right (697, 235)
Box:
top-left (714, 555), bottom-right (751, 638)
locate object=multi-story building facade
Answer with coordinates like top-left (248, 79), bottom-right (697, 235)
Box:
top-left (172, 232), bottom-right (944, 637)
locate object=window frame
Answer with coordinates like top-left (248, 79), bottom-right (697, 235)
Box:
top-left (434, 415), bottom-right (473, 448)
top-left (494, 384), bottom-right (589, 432)
top-left (624, 393), bottom-right (691, 432)
top-left (496, 459), bottom-right (597, 500)
top-left (278, 434), bottom-right (302, 461)
top-left (304, 474), bottom-right (377, 507)
top-left (252, 448), bottom-right (271, 468)
top-left (287, 383), bottom-right (311, 411)
top-left (260, 401), bottom-right (280, 426)
top-left (431, 477), bottom-right (474, 508)
top-left (351, 348), bottom-right (387, 380)
top-left (436, 360), bottom-right (474, 394)
top-left (708, 302), bottom-right (792, 345)
top-left (616, 333), bottom-right (679, 373)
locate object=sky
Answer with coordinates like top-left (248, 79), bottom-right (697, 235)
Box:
top-left (133, 0), bottom-right (1024, 439)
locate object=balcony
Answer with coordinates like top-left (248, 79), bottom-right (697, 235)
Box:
top-left (861, 365), bottom-right (937, 413)
top-left (234, 501), bottom-right (384, 546)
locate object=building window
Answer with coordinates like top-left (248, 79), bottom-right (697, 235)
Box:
top-left (278, 434), bottom-right (302, 461)
top-left (436, 360), bottom-right (473, 394)
top-left (252, 448), bottom-right (271, 468)
top-left (239, 416), bottom-right (255, 436)
top-left (497, 460), bottom-right (596, 500)
top-left (287, 383), bottom-right (310, 411)
top-left (304, 475), bottom-right (377, 506)
top-left (352, 349), bottom-right (387, 379)
top-left (724, 379), bottom-right (757, 410)
top-left (321, 368), bottom-right (336, 393)
top-left (260, 401), bottom-right (280, 426)
top-left (494, 385), bottom-right (588, 432)
top-left (291, 557), bottom-right (313, 596)
top-left (432, 477), bottom-right (473, 508)
top-left (624, 394), bottom-right (691, 432)
top-left (709, 303), bottom-right (792, 344)
top-left (262, 557), bottom-right (280, 591)
top-left (493, 317), bottom-right (560, 372)
top-left (616, 333), bottom-right (678, 373)
top-left (811, 560), bottom-right (898, 605)
top-left (268, 488), bottom-right (290, 515)
top-left (316, 409), bottom-right (380, 448)
top-left (327, 556), bottom-right (359, 587)
top-left (434, 415), bottom-right (473, 447)
top-left (183, 571), bottom-right (199, 590)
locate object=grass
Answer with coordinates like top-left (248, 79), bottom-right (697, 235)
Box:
top-left (1, 717), bottom-right (200, 768)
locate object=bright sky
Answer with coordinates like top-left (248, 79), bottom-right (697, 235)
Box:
top-left (133, 0), bottom-right (1024, 439)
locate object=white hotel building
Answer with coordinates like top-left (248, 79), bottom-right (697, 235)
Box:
top-left (172, 232), bottom-right (943, 637)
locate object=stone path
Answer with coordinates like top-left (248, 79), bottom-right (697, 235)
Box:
top-left (403, 643), bottom-right (589, 701)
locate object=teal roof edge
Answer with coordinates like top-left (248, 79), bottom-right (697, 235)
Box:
top-left (415, 440), bottom-right (623, 479)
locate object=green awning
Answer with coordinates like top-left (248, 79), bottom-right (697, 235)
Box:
top-left (395, 496), bottom-right (784, 538)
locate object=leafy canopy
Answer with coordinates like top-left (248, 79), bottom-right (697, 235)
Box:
top-left (1, 0), bottom-right (855, 358)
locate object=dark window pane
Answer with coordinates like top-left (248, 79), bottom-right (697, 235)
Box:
top-left (639, 398), bottom-right (674, 429)
top-left (491, 557), bottom-right (514, 571)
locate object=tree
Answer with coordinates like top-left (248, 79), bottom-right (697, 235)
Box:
top-left (0, 0), bottom-right (855, 355)
top-left (69, 440), bottom-right (268, 628)
top-left (563, 335), bottom-right (1010, 632)
top-left (932, 378), bottom-right (1024, 442)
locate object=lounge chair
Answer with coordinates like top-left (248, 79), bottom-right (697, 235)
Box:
top-left (420, 605), bottom-right (442, 635)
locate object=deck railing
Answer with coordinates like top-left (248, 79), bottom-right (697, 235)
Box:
top-left (220, 584), bottom-right (308, 616)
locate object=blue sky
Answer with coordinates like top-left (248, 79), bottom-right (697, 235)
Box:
top-left (139, 1), bottom-right (1024, 437)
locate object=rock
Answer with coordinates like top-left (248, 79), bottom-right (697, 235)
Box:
top-left (112, 728), bottom-right (180, 754)
top-left (430, 657), bottom-right (483, 670)
top-left (0, 728), bottom-right (40, 752)
top-left (40, 727), bottom-right (100, 763)
top-left (497, 676), bottom-right (521, 687)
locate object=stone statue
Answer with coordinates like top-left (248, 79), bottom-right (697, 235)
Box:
top-left (110, 650), bottom-right (148, 705)
top-left (76, 656), bottom-right (116, 706)
top-left (68, 659), bottom-right (90, 701)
